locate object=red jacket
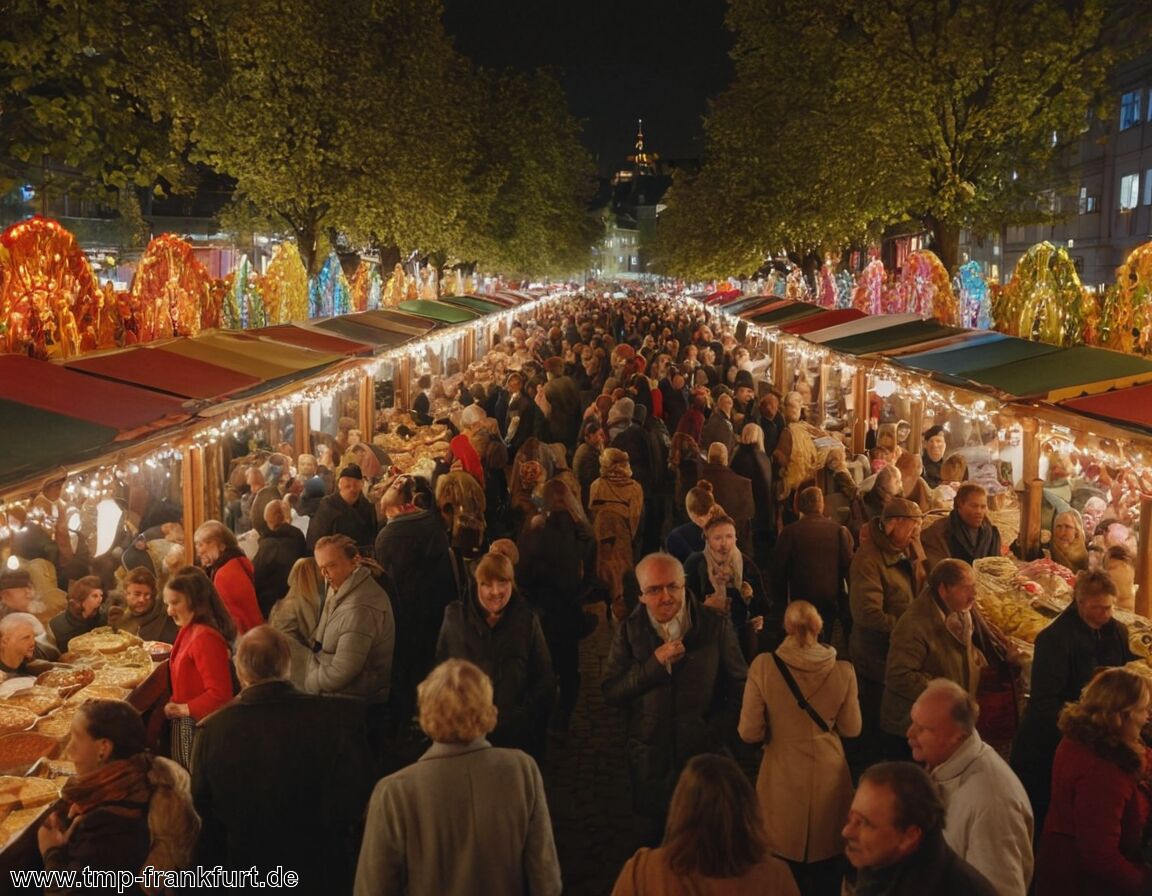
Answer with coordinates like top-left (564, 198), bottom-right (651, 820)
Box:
top-left (1037, 735), bottom-right (1152, 895)
top-left (212, 555), bottom-right (264, 635)
top-left (170, 623), bottom-right (234, 721)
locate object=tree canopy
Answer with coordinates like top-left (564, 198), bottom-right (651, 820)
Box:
top-left (657, 0), bottom-right (1151, 278)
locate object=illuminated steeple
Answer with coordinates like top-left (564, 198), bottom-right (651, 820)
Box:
top-left (627, 118), bottom-right (658, 175)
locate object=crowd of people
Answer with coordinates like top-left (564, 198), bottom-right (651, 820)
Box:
top-left (2, 292), bottom-right (1151, 895)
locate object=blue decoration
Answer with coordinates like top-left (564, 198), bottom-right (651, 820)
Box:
top-left (309, 251), bottom-right (350, 318)
top-left (835, 271), bottom-right (854, 309)
top-left (955, 261), bottom-right (991, 329)
top-left (367, 265), bottom-right (382, 311)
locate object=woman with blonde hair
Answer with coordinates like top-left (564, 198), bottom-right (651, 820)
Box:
top-left (611, 754), bottom-right (799, 895)
top-left (738, 600), bottom-right (860, 895)
top-left (589, 448), bottom-right (644, 621)
top-left (268, 556), bottom-right (324, 684)
top-left (356, 660), bottom-right (561, 895)
top-left (1049, 509), bottom-right (1089, 573)
top-left (1037, 666), bottom-right (1152, 895)
top-left (730, 422), bottom-right (775, 566)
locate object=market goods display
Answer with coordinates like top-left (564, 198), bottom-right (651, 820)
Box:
top-left (0, 732), bottom-right (60, 775)
top-left (1, 687), bottom-right (63, 717)
top-left (34, 666), bottom-right (95, 694)
top-left (33, 708), bottom-right (76, 740)
top-left (92, 665), bottom-right (150, 691)
top-left (0, 776), bottom-right (59, 811)
top-left (65, 627), bottom-right (142, 656)
top-left (973, 556), bottom-right (1066, 645)
top-left (0, 806), bottom-right (50, 846)
top-left (65, 684), bottom-right (130, 704)
top-left (0, 705), bottom-right (38, 738)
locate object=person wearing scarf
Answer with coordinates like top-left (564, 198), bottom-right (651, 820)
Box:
top-left (921, 483), bottom-right (1002, 571)
top-left (39, 700), bottom-right (199, 893)
top-left (194, 520), bottom-right (263, 635)
top-left (589, 448), bottom-right (644, 621)
top-left (1049, 510), bottom-right (1089, 573)
top-left (684, 515), bottom-right (768, 661)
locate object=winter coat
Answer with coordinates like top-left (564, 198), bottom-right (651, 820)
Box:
top-left (206, 551), bottom-right (263, 635)
top-left (845, 830), bottom-right (996, 896)
top-left (612, 423), bottom-right (660, 490)
top-left (1037, 736), bottom-right (1152, 896)
top-left (611, 846), bottom-right (799, 896)
top-left (252, 524), bottom-right (307, 618)
top-left (880, 591), bottom-right (987, 736)
top-left (771, 515), bottom-right (853, 615)
top-left (354, 740), bottom-right (561, 896)
top-left (572, 442), bottom-right (602, 509)
top-left (700, 462), bottom-right (755, 548)
top-left (436, 591), bottom-right (554, 755)
top-left (931, 730), bottom-right (1034, 896)
top-left (49, 605), bottom-right (108, 653)
top-left (169, 622), bottom-right (234, 721)
top-left (921, 512), bottom-right (1002, 570)
top-left (683, 551), bottom-right (769, 656)
top-left (602, 597), bottom-right (748, 817)
top-left (107, 593), bottom-right (179, 644)
top-left (848, 517), bottom-right (927, 683)
top-left (304, 565), bottom-right (395, 703)
top-left (192, 680), bottom-right (373, 893)
top-left (664, 523), bottom-right (704, 566)
top-left (305, 492), bottom-right (378, 553)
top-left (738, 637), bottom-right (860, 862)
top-left (729, 443), bottom-right (774, 525)
top-left (699, 411), bottom-right (735, 460)
top-left (543, 374), bottom-right (584, 448)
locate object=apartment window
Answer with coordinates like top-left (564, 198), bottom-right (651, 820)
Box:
top-left (1144, 169), bottom-right (1152, 205)
top-left (1120, 90), bottom-right (1142, 130)
top-left (1120, 173), bottom-right (1140, 211)
top-left (1079, 187), bottom-right (1098, 214)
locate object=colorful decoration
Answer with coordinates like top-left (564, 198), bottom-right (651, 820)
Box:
top-left (896, 250), bottom-right (958, 325)
top-left (994, 242), bottom-right (1091, 347)
top-left (0, 216), bottom-right (106, 359)
top-left (955, 260), bottom-right (992, 330)
top-left (785, 267), bottom-right (812, 302)
top-left (129, 234), bottom-right (217, 341)
top-left (222, 255), bottom-right (264, 330)
top-left (261, 242), bottom-right (309, 324)
top-left (1101, 240), bottom-right (1152, 355)
top-left (817, 260), bottom-right (837, 309)
top-left (309, 251), bottom-right (351, 318)
top-left (350, 260), bottom-right (382, 313)
top-left (852, 260), bottom-right (886, 315)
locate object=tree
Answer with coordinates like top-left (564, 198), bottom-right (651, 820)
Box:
top-left (658, 0), bottom-right (1151, 277)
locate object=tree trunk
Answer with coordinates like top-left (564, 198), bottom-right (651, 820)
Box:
top-left (295, 219), bottom-right (319, 277)
top-left (929, 218), bottom-right (961, 275)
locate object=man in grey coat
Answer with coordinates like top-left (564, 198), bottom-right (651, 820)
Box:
top-left (306, 534), bottom-right (395, 751)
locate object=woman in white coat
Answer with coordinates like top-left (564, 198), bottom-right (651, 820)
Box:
top-left (738, 600), bottom-right (861, 896)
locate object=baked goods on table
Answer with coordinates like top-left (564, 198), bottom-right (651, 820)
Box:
top-left (0, 806), bottom-right (51, 847)
top-left (0, 732), bottom-right (60, 775)
top-left (3, 687), bottom-right (63, 717)
top-left (65, 627), bottom-right (143, 656)
top-left (0, 775), bottom-right (59, 811)
top-left (34, 667), bottom-right (95, 694)
top-left (66, 684), bottom-right (129, 704)
top-left (0, 705), bottom-right (37, 738)
top-left (33, 707), bottom-right (77, 739)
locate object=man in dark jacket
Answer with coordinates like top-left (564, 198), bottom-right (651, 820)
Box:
top-left (305, 464), bottom-right (378, 553)
top-left (843, 761), bottom-right (996, 895)
top-left (920, 482), bottom-right (1001, 570)
top-left (252, 500), bottom-right (308, 617)
top-left (602, 552), bottom-right (748, 842)
top-left (542, 356), bottom-right (583, 451)
top-left (1009, 568), bottom-right (1133, 839)
top-left (700, 443), bottom-right (755, 553)
top-left (771, 486), bottom-right (853, 641)
top-left (106, 566), bottom-right (179, 643)
top-left (192, 626), bottom-right (373, 894)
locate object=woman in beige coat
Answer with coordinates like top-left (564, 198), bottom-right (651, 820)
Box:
top-left (738, 600), bottom-right (861, 896)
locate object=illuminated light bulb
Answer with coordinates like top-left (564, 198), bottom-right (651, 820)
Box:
top-left (5, 555), bottom-right (19, 571)
top-left (94, 498), bottom-right (122, 557)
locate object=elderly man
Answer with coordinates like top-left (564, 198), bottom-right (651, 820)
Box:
top-left (106, 566), bottom-right (178, 643)
top-left (921, 483), bottom-right (1002, 569)
top-left (921, 425), bottom-right (948, 489)
top-left (849, 497), bottom-right (928, 763)
top-left (881, 559), bottom-right (986, 744)
top-left (603, 552), bottom-right (747, 841)
top-left (252, 499), bottom-right (308, 617)
top-left (842, 762), bottom-right (996, 894)
top-left (908, 680), bottom-right (1033, 896)
top-left (1010, 568), bottom-right (1133, 838)
top-left (305, 463), bottom-right (378, 553)
top-left (699, 392), bottom-right (736, 460)
top-left (193, 626), bottom-right (373, 893)
top-left (0, 613), bottom-right (56, 676)
top-left (700, 442), bottom-right (755, 553)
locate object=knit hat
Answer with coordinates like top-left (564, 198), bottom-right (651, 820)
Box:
top-left (733, 369), bottom-right (755, 392)
top-left (303, 476), bottom-right (326, 498)
top-left (882, 497), bottom-right (924, 521)
top-left (337, 463), bottom-right (364, 480)
top-left (608, 397), bottom-right (635, 428)
top-left (922, 424), bottom-right (945, 441)
top-left (0, 569), bottom-right (32, 591)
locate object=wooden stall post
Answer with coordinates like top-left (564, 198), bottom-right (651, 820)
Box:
top-left (396, 357), bottom-right (412, 412)
top-left (1021, 478), bottom-right (1044, 560)
top-left (181, 444), bottom-right (206, 567)
top-left (463, 329), bottom-right (476, 368)
top-left (1017, 418), bottom-right (1041, 559)
top-left (358, 372), bottom-right (374, 438)
top-left (852, 369), bottom-right (869, 456)
top-left (819, 361), bottom-right (831, 425)
top-left (909, 400), bottom-right (924, 454)
top-left (293, 405), bottom-right (310, 459)
top-left (1137, 495), bottom-right (1152, 618)
top-left (772, 339), bottom-right (786, 392)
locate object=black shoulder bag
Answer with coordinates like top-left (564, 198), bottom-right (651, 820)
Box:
top-left (771, 652), bottom-right (831, 733)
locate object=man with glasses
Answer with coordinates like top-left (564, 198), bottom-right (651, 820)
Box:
top-left (603, 551), bottom-right (748, 843)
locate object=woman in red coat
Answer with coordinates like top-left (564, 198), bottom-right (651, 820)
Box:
top-left (162, 567), bottom-right (237, 764)
top-left (1036, 666), bottom-right (1152, 895)
top-left (193, 520), bottom-right (263, 634)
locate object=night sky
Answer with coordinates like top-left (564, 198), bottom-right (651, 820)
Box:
top-left (442, 0), bottom-right (732, 173)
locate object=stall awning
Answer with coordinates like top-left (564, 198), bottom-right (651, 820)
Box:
top-left (358, 310), bottom-right (439, 336)
top-left (471, 293), bottom-right (519, 307)
top-left (802, 313), bottom-right (923, 344)
top-left (66, 347), bottom-right (262, 400)
top-left (723, 296), bottom-right (781, 316)
top-left (0, 356), bottom-right (190, 438)
top-left (0, 399), bottom-right (120, 487)
top-left (820, 319), bottom-right (967, 356)
top-left (397, 300), bottom-right (481, 324)
top-left (439, 296), bottom-right (509, 315)
top-left (894, 333), bottom-right (1062, 377)
top-left (749, 303), bottom-right (827, 325)
top-left (705, 289), bottom-right (742, 305)
top-left (1059, 383), bottom-right (1152, 434)
top-left (946, 345), bottom-right (1152, 401)
top-left (251, 325), bottom-right (373, 357)
top-left (312, 318), bottom-right (413, 348)
top-left (161, 333), bottom-right (342, 380)
top-left (778, 308), bottom-right (867, 335)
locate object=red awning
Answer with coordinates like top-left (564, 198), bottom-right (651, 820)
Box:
top-left (1059, 382), bottom-right (1152, 433)
top-left (778, 308), bottom-right (867, 335)
top-left (0, 355), bottom-right (191, 438)
top-left (66, 346), bottom-right (262, 400)
top-left (252, 324), bottom-right (373, 357)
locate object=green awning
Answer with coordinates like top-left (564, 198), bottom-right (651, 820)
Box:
top-left (397, 300), bottom-right (480, 324)
top-left (0, 399), bottom-right (119, 487)
top-left (358, 309), bottom-right (439, 336)
top-left (821, 319), bottom-right (967, 356)
top-left (945, 345), bottom-right (1152, 400)
top-left (894, 333), bottom-right (1062, 377)
top-left (439, 296), bottom-right (509, 315)
top-left (748, 303), bottom-right (826, 325)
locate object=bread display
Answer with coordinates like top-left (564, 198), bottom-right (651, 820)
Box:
top-left (65, 684), bottom-right (130, 705)
top-left (2, 687), bottom-right (63, 717)
top-left (92, 666), bottom-right (149, 691)
top-left (65, 627), bottom-right (142, 656)
top-left (0, 776), bottom-right (59, 811)
top-left (33, 708), bottom-right (77, 739)
top-left (34, 667), bottom-right (95, 694)
top-left (0, 705), bottom-right (38, 738)
top-left (0, 732), bottom-right (60, 776)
